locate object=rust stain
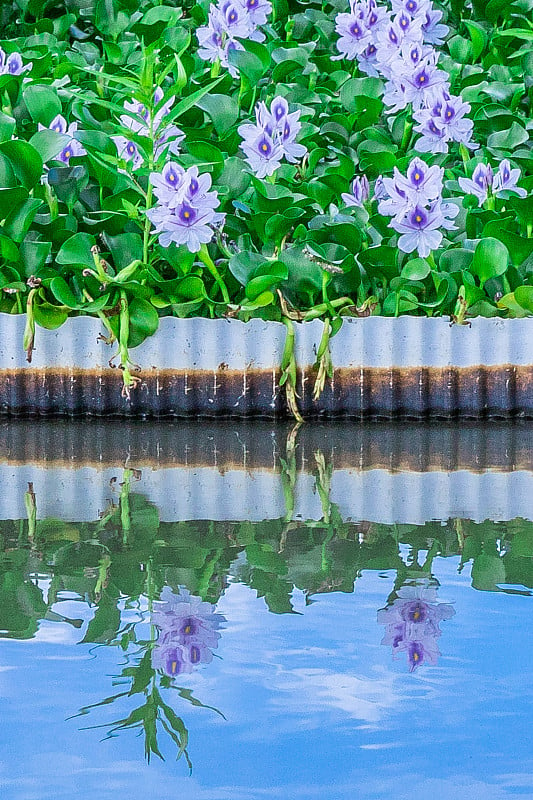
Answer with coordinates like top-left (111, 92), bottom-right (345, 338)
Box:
top-left (0, 364), bottom-right (532, 419)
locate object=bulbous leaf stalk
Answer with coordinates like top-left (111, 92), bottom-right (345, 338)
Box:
top-left (279, 317), bottom-right (303, 423)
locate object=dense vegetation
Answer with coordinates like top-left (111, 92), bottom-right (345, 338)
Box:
top-left (0, 0), bottom-right (532, 396)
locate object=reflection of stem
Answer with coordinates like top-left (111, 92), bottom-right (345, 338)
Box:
top-left (24, 482), bottom-right (36, 544)
top-left (120, 469), bottom-right (133, 547)
top-left (314, 450), bottom-right (332, 524)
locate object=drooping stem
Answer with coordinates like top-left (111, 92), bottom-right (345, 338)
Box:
top-left (198, 243), bottom-right (230, 304)
top-left (23, 288), bottom-right (37, 363)
top-left (280, 317), bottom-right (303, 423)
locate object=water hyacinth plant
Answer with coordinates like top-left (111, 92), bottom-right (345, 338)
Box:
top-left (0, 0), bottom-right (531, 411)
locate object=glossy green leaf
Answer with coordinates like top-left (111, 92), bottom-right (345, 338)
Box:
top-left (23, 84), bottom-right (62, 125)
top-left (471, 238), bottom-right (509, 285)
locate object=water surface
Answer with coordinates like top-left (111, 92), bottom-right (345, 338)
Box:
top-left (0, 422), bottom-right (531, 800)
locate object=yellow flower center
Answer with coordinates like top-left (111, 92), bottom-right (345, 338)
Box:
top-left (184, 623), bottom-right (192, 634)
top-left (171, 660), bottom-right (178, 673)
top-left (64, 150), bottom-right (71, 159)
top-left (413, 651), bottom-right (420, 661)
top-left (414, 172), bottom-right (420, 181)
top-left (183, 211), bottom-right (191, 219)
top-left (415, 215), bottom-right (422, 222)
top-left (261, 143), bottom-right (269, 152)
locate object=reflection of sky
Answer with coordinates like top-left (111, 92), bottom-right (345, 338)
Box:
top-left (0, 557), bottom-right (532, 800)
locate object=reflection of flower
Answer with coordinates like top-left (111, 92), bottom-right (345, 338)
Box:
top-left (151, 587), bottom-right (224, 677)
top-left (378, 582), bottom-right (455, 671)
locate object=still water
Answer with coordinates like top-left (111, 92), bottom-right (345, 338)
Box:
top-left (0, 422), bottom-right (531, 800)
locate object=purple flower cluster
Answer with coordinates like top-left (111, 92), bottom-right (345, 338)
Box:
top-left (146, 162), bottom-right (225, 252)
top-left (151, 587), bottom-right (225, 677)
top-left (0, 47), bottom-right (31, 76)
top-left (378, 582), bottom-right (455, 672)
top-left (414, 90), bottom-right (475, 153)
top-left (197, 0), bottom-right (272, 77)
top-left (377, 156), bottom-right (458, 257)
top-left (238, 96), bottom-right (307, 178)
top-left (112, 88), bottom-right (185, 170)
top-left (335, 0), bottom-right (475, 153)
top-left (38, 114), bottom-right (86, 165)
top-left (458, 160), bottom-right (527, 206)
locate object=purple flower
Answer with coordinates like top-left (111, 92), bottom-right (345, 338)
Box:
top-left (197, 0), bottom-right (270, 75)
top-left (238, 96), bottom-right (306, 177)
top-left (390, 203), bottom-right (446, 257)
top-left (384, 52), bottom-right (449, 113)
top-left (113, 89), bottom-right (185, 170)
top-left (378, 582), bottom-right (455, 672)
top-left (147, 166), bottom-right (225, 252)
top-left (37, 114), bottom-right (86, 165)
top-left (335, 8), bottom-right (372, 60)
top-left (492, 159), bottom-right (527, 198)
top-left (422, 8), bottom-right (449, 46)
top-left (458, 163), bottom-right (494, 206)
top-left (341, 175), bottom-right (370, 207)
top-left (391, 0), bottom-right (431, 17)
top-left (240, 128), bottom-right (284, 178)
top-left (378, 158), bottom-right (443, 220)
top-left (0, 48), bottom-right (32, 76)
top-left (414, 90), bottom-right (475, 154)
top-left (397, 157), bottom-right (443, 204)
top-left (112, 137), bottom-right (144, 169)
top-left (239, 0), bottom-right (272, 26)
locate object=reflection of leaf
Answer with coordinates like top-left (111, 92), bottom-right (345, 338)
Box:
top-left (251, 569), bottom-right (294, 614)
top-left (81, 590), bottom-right (120, 644)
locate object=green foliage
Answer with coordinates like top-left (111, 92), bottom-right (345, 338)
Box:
top-left (0, 0), bottom-right (531, 408)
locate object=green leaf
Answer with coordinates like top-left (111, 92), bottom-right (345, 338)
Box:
top-left (50, 276), bottom-right (81, 308)
top-left (127, 298), bottom-right (160, 348)
top-left (0, 112), bottom-right (16, 143)
top-left (401, 258), bottom-right (431, 281)
top-left (29, 130), bottom-right (71, 164)
top-left (23, 84), bottom-right (62, 126)
top-left (0, 235), bottom-right (19, 262)
top-left (3, 199), bottom-right (42, 244)
top-left (471, 237), bottom-right (509, 285)
top-left (18, 239), bottom-right (52, 278)
top-left (0, 141), bottom-right (43, 189)
top-left (56, 233), bottom-right (97, 268)
top-left (229, 251), bottom-right (267, 286)
top-left (197, 93), bottom-right (239, 136)
top-left (514, 286), bottom-right (533, 314)
top-left (103, 233), bottom-right (143, 272)
top-left (487, 122), bottom-right (529, 154)
top-left (33, 301), bottom-right (69, 329)
top-left (439, 248), bottom-right (474, 273)
top-left (494, 27), bottom-right (533, 41)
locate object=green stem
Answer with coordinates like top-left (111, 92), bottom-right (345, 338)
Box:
top-left (459, 143), bottom-right (470, 172)
top-left (199, 244), bottom-right (230, 304)
top-left (303, 296), bottom-right (352, 321)
top-left (401, 119), bottom-right (413, 152)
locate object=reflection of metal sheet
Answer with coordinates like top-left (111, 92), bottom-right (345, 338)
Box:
top-left (1, 465), bottom-right (532, 525)
top-left (1, 315), bottom-right (533, 417)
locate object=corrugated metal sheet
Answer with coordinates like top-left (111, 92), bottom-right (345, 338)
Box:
top-left (1, 315), bottom-right (533, 416)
